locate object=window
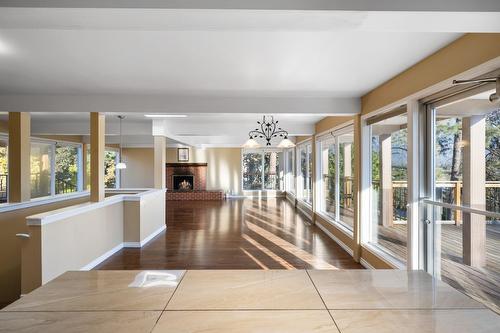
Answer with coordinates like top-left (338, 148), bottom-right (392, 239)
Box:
top-left (367, 110), bottom-right (408, 264)
top-left (30, 140), bottom-right (83, 199)
top-left (318, 126), bottom-right (355, 230)
top-left (285, 148), bottom-right (295, 194)
top-left (297, 142), bottom-right (312, 204)
top-left (55, 143), bottom-right (80, 194)
top-left (434, 95), bottom-right (500, 218)
top-left (264, 151), bottom-right (281, 190)
top-left (242, 149), bottom-right (283, 191)
top-left (0, 137), bottom-right (8, 203)
top-left (104, 150), bottom-right (119, 189)
top-left (85, 146), bottom-right (121, 189)
top-left (30, 142), bottom-right (53, 198)
top-left (242, 151), bottom-right (263, 190)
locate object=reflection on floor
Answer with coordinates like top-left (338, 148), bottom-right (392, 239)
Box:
top-left (377, 223), bottom-right (500, 313)
top-left (97, 198), bottom-right (363, 270)
top-left (2, 270), bottom-right (499, 332)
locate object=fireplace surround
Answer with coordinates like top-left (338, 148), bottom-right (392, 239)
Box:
top-left (166, 162), bottom-right (224, 200)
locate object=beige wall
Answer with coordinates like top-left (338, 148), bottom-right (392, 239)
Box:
top-left (0, 196), bottom-right (89, 307)
top-left (315, 116), bottom-right (354, 134)
top-left (21, 189), bottom-right (166, 296)
top-left (121, 148), bottom-right (155, 188)
top-left (167, 147), bottom-right (242, 195)
top-left (295, 136), bottom-right (312, 144)
top-left (39, 202), bottom-right (124, 286)
top-left (361, 33), bottom-right (500, 115)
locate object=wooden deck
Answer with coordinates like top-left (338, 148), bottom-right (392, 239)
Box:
top-left (377, 223), bottom-right (500, 313)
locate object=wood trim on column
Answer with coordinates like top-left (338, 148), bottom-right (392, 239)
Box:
top-left (8, 112), bottom-right (31, 202)
top-left (90, 113), bottom-right (105, 202)
top-left (153, 136), bottom-right (166, 189)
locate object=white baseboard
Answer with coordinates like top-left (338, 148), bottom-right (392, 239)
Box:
top-left (316, 221), bottom-right (354, 257)
top-left (80, 243), bottom-right (124, 271)
top-left (124, 224), bottom-right (166, 248)
top-left (81, 225), bottom-right (167, 270)
top-left (140, 224), bottom-right (166, 247)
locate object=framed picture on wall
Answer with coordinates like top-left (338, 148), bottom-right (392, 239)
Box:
top-left (177, 148), bottom-right (189, 162)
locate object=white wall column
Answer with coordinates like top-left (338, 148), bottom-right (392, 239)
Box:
top-left (153, 136), bottom-right (166, 189)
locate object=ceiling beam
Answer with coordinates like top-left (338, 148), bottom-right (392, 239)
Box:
top-left (0, 94), bottom-right (360, 115)
top-left (0, 0), bottom-right (498, 12)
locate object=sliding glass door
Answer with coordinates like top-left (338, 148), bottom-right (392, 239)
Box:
top-left (242, 149), bottom-right (283, 191)
top-left (423, 86), bottom-right (500, 312)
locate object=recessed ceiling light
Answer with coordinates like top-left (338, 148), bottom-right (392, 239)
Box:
top-left (144, 114), bottom-right (187, 118)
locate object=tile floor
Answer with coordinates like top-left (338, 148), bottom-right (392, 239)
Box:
top-left (1, 270), bottom-right (499, 333)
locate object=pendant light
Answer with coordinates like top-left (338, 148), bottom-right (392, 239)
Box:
top-left (242, 115), bottom-right (295, 148)
top-left (116, 115), bottom-right (127, 169)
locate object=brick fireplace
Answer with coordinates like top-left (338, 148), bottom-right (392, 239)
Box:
top-left (166, 163), bottom-right (207, 191)
top-left (166, 163), bottom-right (224, 201)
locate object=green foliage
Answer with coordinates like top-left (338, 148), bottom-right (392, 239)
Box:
top-left (104, 151), bottom-right (117, 188)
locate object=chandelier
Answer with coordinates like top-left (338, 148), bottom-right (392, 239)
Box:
top-left (242, 116), bottom-right (295, 148)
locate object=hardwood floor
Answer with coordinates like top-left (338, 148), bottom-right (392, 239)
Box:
top-left (96, 198), bottom-right (363, 270)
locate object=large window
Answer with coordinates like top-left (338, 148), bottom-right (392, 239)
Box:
top-left (318, 126), bottom-right (355, 230)
top-left (0, 137), bottom-right (8, 203)
top-left (85, 146), bottom-right (121, 189)
top-left (30, 142), bottom-right (53, 198)
top-left (242, 150), bottom-right (283, 191)
top-left (367, 110), bottom-right (408, 264)
top-left (30, 140), bottom-right (83, 199)
top-left (105, 150), bottom-right (119, 189)
top-left (285, 148), bottom-right (295, 194)
top-left (55, 143), bottom-right (80, 194)
top-left (297, 142), bottom-right (312, 204)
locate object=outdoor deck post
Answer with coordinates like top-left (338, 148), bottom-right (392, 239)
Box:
top-left (380, 134), bottom-right (393, 227)
top-left (153, 136), bottom-right (166, 189)
top-left (90, 112), bottom-right (105, 202)
top-left (8, 112), bottom-right (31, 202)
top-left (462, 115), bottom-right (486, 268)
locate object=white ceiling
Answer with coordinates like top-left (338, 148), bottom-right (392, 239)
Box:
top-left (0, 5), bottom-right (498, 147)
top-left (0, 28), bottom-right (461, 97)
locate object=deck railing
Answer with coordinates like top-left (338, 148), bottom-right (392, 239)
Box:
top-left (0, 174), bottom-right (78, 202)
top-left (374, 180), bottom-right (500, 223)
top-left (322, 175), bottom-right (499, 224)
